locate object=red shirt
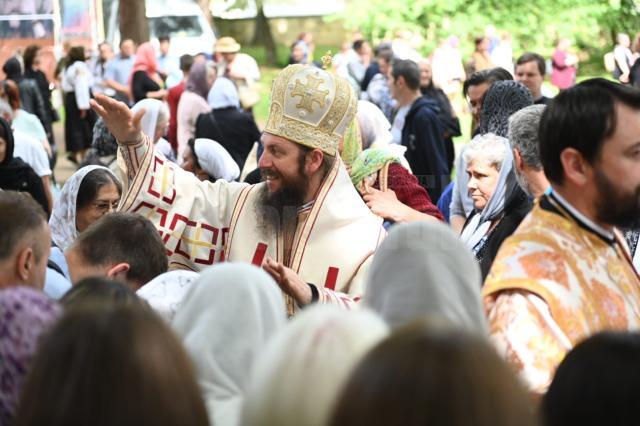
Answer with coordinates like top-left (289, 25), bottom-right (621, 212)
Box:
top-left (167, 81), bottom-right (185, 152)
top-left (374, 163), bottom-right (444, 221)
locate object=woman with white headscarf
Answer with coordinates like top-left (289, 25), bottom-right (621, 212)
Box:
top-left (181, 137), bottom-right (240, 182)
top-left (460, 133), bottom-right (531, 279)
top-left (173, 263), bottom-right (286, 426)
top-left (196, 77), bottom-right (260, 171)
top-left (131, 98), bottom-right (175, 162)
top-left (46, 165), bottom-right (121, 298)
top-left (137, 270), bottom-right (200, 322)
top-left (242, 305), bottom-right (389, 426)
top-left (365, 221), bottom-right (487, 334)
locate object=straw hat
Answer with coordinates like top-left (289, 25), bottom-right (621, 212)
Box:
top-left (215, 37), bottom-right (241, 53)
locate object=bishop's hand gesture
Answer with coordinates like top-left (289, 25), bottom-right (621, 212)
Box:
top-left (90, 93), bottom-right (145, 144)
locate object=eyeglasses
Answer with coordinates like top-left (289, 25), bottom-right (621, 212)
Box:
top-left (93, 200), bottom-right (119, 212)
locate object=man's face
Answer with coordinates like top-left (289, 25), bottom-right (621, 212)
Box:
top-left (467, 82), bottom-right (490, 123)
top-left (388, 73), bottom-right (400, 101)
top-left (222, 52), bottom-right (236, 63)
top-left (515, 61), bottom-right (543, 99)
top-left (160, 40), bottom-right (170, 56)
top-left (120, 40), bottom-right (135, 58)
top-left (378, 58), bottom-right (390, 77)
top-left (593, 103), bottom-right (640, 228)
top-left (99, 43), bottom-right (113, 61)
top-left (419, 61), bottom-right (432, 88)
top-left (256, 133), bottom-right (310, 237)
top-left (29, 224), bottom-right (51, 290)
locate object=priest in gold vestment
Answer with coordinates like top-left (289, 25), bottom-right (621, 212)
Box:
top-left (483, 79), bottom-right (640, 393)
top-left (91, 62), bottom-right (385, 316)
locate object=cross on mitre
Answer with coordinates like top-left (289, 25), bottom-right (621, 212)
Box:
top-left (290, 74), bottom-right (330, 113)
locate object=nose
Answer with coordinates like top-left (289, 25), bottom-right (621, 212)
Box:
top-left (467, 176), bottom-right (478, 192)
top-left (258, 150), bottom-right (271, 169)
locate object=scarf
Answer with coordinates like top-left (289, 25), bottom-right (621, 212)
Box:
top-left (186, 61), bottom-right (212, 100)
top-left (0, 287), bottom-right (61, 424)
top-left (356, 100), bottom-right (393, 149)
top-left (136, 270), bottom-right (200, 322)
top-left (173, 263), bottom-right (286, 426)
top-left (365, 221), bottom-right (487, 333)
top-left (2, 57), bottom-right (23, 83)
top-left (478, 80), bottom-right (533, 137)
top-left (0, 117), bottom-right (31, 179)
top-left (460, 135), bottom-right (520, 251)
top-left (193, 138), bottom-right (239, 182)
top-left (49, 165), bottom-right (117, 250)
top-left (131, 98), bottom-right (165, 141)
top-left (209, 77), bottom-right (240, 109)
top-left (130, 42), bottom-right (157, 81)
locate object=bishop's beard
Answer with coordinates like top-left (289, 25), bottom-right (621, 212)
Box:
top-left (254, 168), bottom-right (309, 239)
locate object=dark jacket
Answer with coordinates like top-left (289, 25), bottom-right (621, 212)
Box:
top-left (401, 96), bottom-right (451, 201)
top-left (195, 107), bottom-right (261, 171)
top-left (421, 84), bottom-right (461, 170)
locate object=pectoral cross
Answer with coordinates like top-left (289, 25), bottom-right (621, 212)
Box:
top-left (290, 74), bottom-right (329, 113)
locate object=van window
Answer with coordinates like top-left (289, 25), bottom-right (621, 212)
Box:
top-left (149, 15), bottom-right (201, 38)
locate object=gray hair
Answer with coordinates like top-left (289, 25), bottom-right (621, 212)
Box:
top-left (508, 104), bottom-right (546, 171)
top-left (463, 133), bottom-right (508, 172)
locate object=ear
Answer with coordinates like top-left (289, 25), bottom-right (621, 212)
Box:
top-left (15, 247), bottom-right (35, 282)
top-left (513, 148), bottom-right (525, 171)
top-left (559, 148), bottom-right (590, 187)
top-left (305, 149), bottom-right (325, 175)
top-left (106, 262), bottom-right (130, 281)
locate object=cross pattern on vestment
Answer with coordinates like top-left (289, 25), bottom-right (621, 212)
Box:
top-left (290, 74), bottom-right (329, 113)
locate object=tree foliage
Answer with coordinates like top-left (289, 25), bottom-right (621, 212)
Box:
top-left (339, 0), bottom-right (640, 60)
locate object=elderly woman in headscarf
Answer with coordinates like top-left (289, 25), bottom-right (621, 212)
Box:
top-left (449, 80), bottom-right (533, 234)
top-left (181, 138), bottom-right (239, 182)
top-left (177, 61), bottom-right (216, 159)
top-left (130, 42), bottom-right (167, 103)
top-left (0, 117), bottom-right (48, 215)
top-left (365, 221), bottom-right (487, 333)
top-left (195, 77), bottom-right (260, 171)
top-left (46, 165), bottom-right (122, 298)
top-left (173, 263), bottom-right (287, 426)
top-left (460, 133), bottom-right (531, 280)
top-left (0, 287), bottom-right (61, 425)
top-left (131, 98), bottom-right (175, 162)
top-left (346, 101), bottom-right (443, 224)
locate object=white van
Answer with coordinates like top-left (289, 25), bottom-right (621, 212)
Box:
top-left (106, 0), bottom-right (217, 56)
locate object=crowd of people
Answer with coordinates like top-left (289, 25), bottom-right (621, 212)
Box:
top-left (1, 26), bottom-right (640, 426)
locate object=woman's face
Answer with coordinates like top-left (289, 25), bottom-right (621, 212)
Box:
top-left (467, 157), bottom-right (500, 211)
top-left (181, 145), bottom-right (209, 181)
top-left (0, 137), bottom-right (6, 163)
top-left (75, 182), bottom-right (121, 233)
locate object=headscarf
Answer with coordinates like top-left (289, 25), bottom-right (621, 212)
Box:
top-left (48, 165), bottom-right (118, 250)
top-left (2, 57), bottom-right (23, 83)
top-left (91, 117), bottom-right (118, 157)
top-left (131, 98), bottom-right (166, 141)
top-left (341, 117), bottom-right (362, 169)
top-left (186, 61), bottom-right (213, 100)
top-left (173, 263), bottom-right (286, 426)
top-left (193, 138), bottom-right (240, 181)
top-left (0, 117), bottom-right (31, 178)
top-left (356, 100), bottom-right (393, 149)
top-left (130, 42), bottom-right (157, 81)
top-left (136, 270), bottom-right (200, 322)
top-left (0, 287), bottom-right (61, 424)
top-left (460, 134), bottom-right (521, 251)
top-left (478, 80), bottom-right (533, 137)
top-left (364, 221), bottom-right (487, 334)
top-left (242, 305), bottom-right (389, 426)
top-left (349, 144), bottom-right (406, 187)
top-left (209, 77), bottom-right (240, 109)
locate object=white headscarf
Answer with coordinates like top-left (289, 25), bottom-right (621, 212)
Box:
top-left (460, 135), bottom-right (520, 251)
top-left (365, 221), bottom-right (487, 334)
top-left (194, 138), bottom-right (240, 181)
top-left (131, 98), bottom-right (167, 141)
top-left (49, 165), bottom-right (117, 251)
top-left (136, 270), bottom-right (200, 322)
top-left (242, 305), bottom-right (389, 426)
top-left (173, 263), bottom-right (286, 426)
top-left (356, 100), bottom-right (393, 149)
top-left (208, 77), bottom-right (241, 109)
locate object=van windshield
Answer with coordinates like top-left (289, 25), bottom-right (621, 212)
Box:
top-left (149, 15), bottom-right (201, 38)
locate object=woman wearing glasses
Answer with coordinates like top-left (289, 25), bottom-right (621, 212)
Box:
top-left (45, 166), bottom-right (122, 298)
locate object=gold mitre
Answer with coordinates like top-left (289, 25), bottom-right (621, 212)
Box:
top-left (264, 62), bottom-right (357, 156)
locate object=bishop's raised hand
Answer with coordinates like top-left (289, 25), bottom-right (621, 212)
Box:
top-left (90, 94), bottom-right (145, 144)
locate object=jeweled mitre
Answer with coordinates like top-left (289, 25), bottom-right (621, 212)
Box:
top-left (264, 64), bottom-right (357, 156)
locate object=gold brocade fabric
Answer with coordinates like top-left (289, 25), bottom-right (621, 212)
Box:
top-left (483, 204), bottom-right (640, 393)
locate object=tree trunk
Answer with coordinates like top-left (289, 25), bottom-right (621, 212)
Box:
top-left (252, 0), bottom-right (277, 66)
top-left (119, 0), bottom-right (149, 45)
